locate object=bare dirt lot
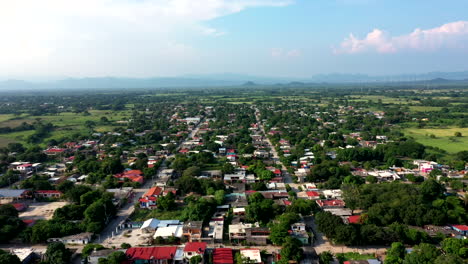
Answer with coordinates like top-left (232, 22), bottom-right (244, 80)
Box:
top-left (101, 228), bottom-right (153, 248)
top-left (19, 202), bottom-right (69, 220)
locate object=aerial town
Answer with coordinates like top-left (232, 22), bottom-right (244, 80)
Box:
top-left (1, 1), bottom-right (468, 263)
top-left (0, 86), bottom-right (467, 264)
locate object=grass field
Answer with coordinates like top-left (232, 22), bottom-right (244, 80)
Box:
top-left (347, 95), bottom-right (417, 105)
top-left (0, 110), bottom-right (130, 147)
top-left (408, 106), bottom-right (443, 112)
top-left (404, 127), bottom-right (468, 153)
top-left (0, 114), bottom-right (15, 122)
top-left (336, 252), bottom-right (375, 261)
top-left (131, 208), bottom-right (184, 221)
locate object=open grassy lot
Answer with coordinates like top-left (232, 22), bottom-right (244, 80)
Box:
top-left (0, 110), bottom-right (130, 147)
top-left (0, 137), bottom-right (16, 148)
top-left (408, 106), bottom-right (443, 112)
top-left (0, 114), bottom-right (15, 122)
top-left (403, 127), bottom-right (468, 153)
top-left (131, 208), bottom-right (184, 221)
top-left (336, 252), bottom-right (375, 261)
top-left (347, 95), bottom-right (417, 104)
top-left (0, 130), bottom-right (36, 146)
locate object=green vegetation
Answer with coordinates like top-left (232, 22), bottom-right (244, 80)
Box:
top-left (403, 127), bottom-right (468, 153)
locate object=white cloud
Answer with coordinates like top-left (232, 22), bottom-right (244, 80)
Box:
top-left (0, 0), bottom-right (293, 77)
top-left (271, 48), bottom-right (302, 58)
top-left (335, 21), bottom-right (468, 54)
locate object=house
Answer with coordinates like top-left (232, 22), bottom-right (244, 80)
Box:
top-left (291, 223), bottom-right (309, 245)
top-left (316, 199), bottom-right (346, 208)
top-left (154, 225), bottom-right (184, 239)
top-left (306, 191), bottom-right (320, 200)
top-left (226, 154), bottom-right (237, 162)
top-left (12, 203), bottom-right (28, 212)
top-left (125, 246), bottom-right (177, 264)
top-left (240, 249), bottom-right (262, 264)
top-left (139, 187), bottom-right (163, 209)
top-left (183, 221), bottom-right (203, 242)
top-left (246, 227), bottom-right (270, 245)
top-left (16, 163), bottom-right (33, 173)
top-left (253, 150), bottom-right (269, 159)
top-left (11, 248), bottom-right (39, 264)
top-left (140, 218), bottom-right (161, 233)
top-left (183, 242), bottom-right (207, 261)
top-left (273, 169), bottom-right (282, 177)
top-left (451, 225), bottom-right (468, 236)
top-left (35, 190), bottom-right (63, 199)
top-left (114, 169), bottom-right (144, 184)
top-left (233, 208), bottom-right (246, 216)
top-left (44, 147), bottom-right (67, 155)
top-left (213, 248), bottom-right (234, 264)
top-left (0, 189), bottom-right (28, 204)
top-left (229, 223), bottom-right (269, 245)
top-left (347, 215), bottom-right (362, 224)
top-left (322, 189), bottom-right (342, 199)
top-left (48, 232), bottom-right (93, 245)
top-left (208, 217), bottom-right (224, 243)
top-left (224, 173), bottom-right (245, 183)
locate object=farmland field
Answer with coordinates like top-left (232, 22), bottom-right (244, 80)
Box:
top-left (403, 127), bottom-right (468, 153)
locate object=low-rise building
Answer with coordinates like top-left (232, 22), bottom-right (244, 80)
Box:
top-left (183, 242), bottom-right (207, 261)
top-left (35, 190), bottom-right (63, 199)
top-left (183, 221), bottom-right (203, 242)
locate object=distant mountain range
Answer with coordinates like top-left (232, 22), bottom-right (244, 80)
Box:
top-left (1, 71), bottom-right (468, 90)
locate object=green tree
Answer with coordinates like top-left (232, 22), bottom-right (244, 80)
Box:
top-left (98, 251), bottom-right (127, 264)
top-left (190, 255), bottom-right (202, 264)
top-left (82, 243), bottom-right (105, 257)
top-left (214, 190), bottom-right (225, 205)
top-left (318, 251), bottom-right (333, 264)
top-left (0, 249), bottom-right (21, 264)
top-left (366, 175), bottom-right (378, 183)
top-left (385, 242), bottom-right (405, 264)
top-left (279, 237), bottom-right (303, 263)
top-left (441, 238), bottom-right (468, 258)
top-left (403, 243), bottom-right (439, 264)
top-left (46, 242), bottom-right (72, 264)
top-left (434, 254), bottom-right (465, 264)
top-left (221, 162), bottom-right (234, 174)
top-left (158, 192), bottom-right (176, 211)
top-left (120, 243), bottom-right (131, 249)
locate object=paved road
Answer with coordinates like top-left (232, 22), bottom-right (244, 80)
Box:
top-left (96, 117), bottom-right (205, 245)
top-left (254, 108), bottom-right (292, 184)
top-left (304, 216), bottom-right (388, 255)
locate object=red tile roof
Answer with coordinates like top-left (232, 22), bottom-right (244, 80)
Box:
top-left (126, 247), bottom-right (177, 260)
top-left (125, 170), bottom-right (143, 175)
top-left (12, 203), bottom-right (27, 211)
top-left (22, 219), bottom-right (36, 227)
top-left (144, 187), bottom-right (163, 197)
top-left (306, 191), bottom-right (320, 197)
top-left (316, 199), bottom-right (345, 207)
top-left (184, 242), bottom-right (207, 253)
top-left (452, 225), bottom-right (468, 231)
top-left (348, 215), bottom-right (361, 224)
top-left (213, 248), bottom-right (234, 264)
top-left (45, 148), bottom-right (66, 153)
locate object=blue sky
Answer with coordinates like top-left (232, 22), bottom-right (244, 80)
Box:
top-left (1, 0), bottom-right (468, 79)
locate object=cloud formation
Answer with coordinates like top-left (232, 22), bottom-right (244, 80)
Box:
top-left (0, 0), bottom-right (292, 76)
top-left (335, 21), bottom-right (468, 54)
